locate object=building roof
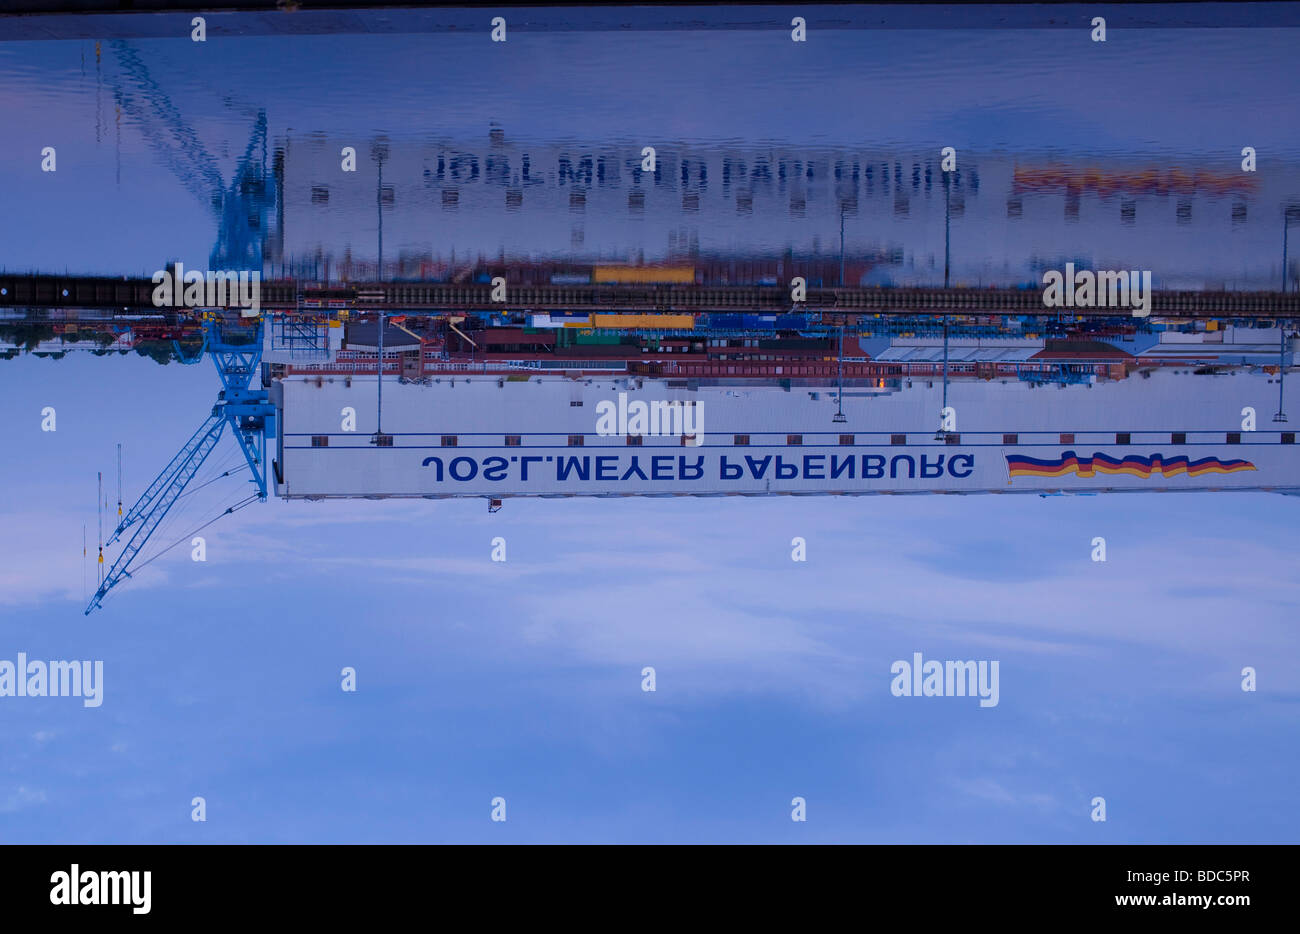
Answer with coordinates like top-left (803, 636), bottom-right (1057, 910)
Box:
top-left (474, 328), bottom-right (556, 346)
top-left (875, 339), bottom-right (1044, 364)
top-left (344, 320), bottom-right (424, 351)
top-left (1031, 339), bottom-right (1135, 360)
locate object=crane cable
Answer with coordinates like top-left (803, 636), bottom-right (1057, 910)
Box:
top-left (176, 463), bottom-right (249, 500)
top-left (133, 460), bottom-right (251, 572)
top-left (153, 452), bottom-right (250, 544)
top-left (119, 448), bottom-right (250, 572)
top-left (120, 494), bottom-right (261, 580)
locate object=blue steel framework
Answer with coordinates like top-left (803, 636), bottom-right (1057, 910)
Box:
top-left (86, 318), bottom-right (275, 614)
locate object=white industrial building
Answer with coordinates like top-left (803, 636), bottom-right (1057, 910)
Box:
top-left (272, 369), bottom-right (1298, 499)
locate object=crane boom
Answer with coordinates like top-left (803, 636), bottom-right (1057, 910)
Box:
top-left (87, 413), bottom-right (226, 613)
top-left (109, 412), bottom-right (220, 545)
top-left (87, 318), bottom-right (275, 615)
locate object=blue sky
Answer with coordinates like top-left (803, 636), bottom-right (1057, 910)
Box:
top-left (0, 354), bottom-right (1296, 842)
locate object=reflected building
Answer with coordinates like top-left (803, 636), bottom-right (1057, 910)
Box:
top-left (276, 132), bottom-right (1300, 289)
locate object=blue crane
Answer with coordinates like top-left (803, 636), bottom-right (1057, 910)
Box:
top-left (86, 317), bottom-right (276, 614)
top-left (108, 40), bottom-right (275, 269)
top-left (85, 44), bottom-right (281, 614)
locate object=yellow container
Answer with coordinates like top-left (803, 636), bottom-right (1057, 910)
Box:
top-left (592, 266), bottom-right (695, 284)
top-left (591, 314), bottom-right (694, 330)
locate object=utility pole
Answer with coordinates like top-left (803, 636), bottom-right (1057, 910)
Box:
top-left (834, 324), bottom-right (846, 423)
top-left (1275, 327), bottom-right (1289, 423)
top-left (943, 315), bottom-right (949, 414)
top-left (936, 315), bottom-right (950, 439)
top-left (374, 311), bottom-right (385, 441)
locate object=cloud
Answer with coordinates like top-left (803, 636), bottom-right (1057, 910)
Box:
top-left (0, 786), bottom-right (47, 813)
top-left (7, 489), bottom-right (1298, 704)
top-left (950, 777), bottom-right (1057, 812)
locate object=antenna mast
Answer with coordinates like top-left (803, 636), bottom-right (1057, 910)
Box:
top-left (97, 472), bottom-right (104, 585)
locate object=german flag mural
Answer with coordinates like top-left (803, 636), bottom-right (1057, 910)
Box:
top-left (1006, 451), bottom-right (1257, 480)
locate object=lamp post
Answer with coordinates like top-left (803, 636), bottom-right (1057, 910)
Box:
top-left (371, 310), bottom-right (386, 444)
top-left (1274, 326), bottom-right (1289, 424)
top-left (833, 324), bottom-right (847, 423)
top-left (934, 315), bottom-right (950, 440)
top-left (369, 140), bottom-right (390, 446)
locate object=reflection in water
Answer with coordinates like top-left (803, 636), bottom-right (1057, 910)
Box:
top-left (2, 12), bottom-right (1300, 285)
top-left (275, 140), bottom-right (1294, 290)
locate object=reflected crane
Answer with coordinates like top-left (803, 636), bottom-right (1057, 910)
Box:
top-left (107, 41), bottom-right (275, 270)
top-left (86, 317), bottom-right (275, 614)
